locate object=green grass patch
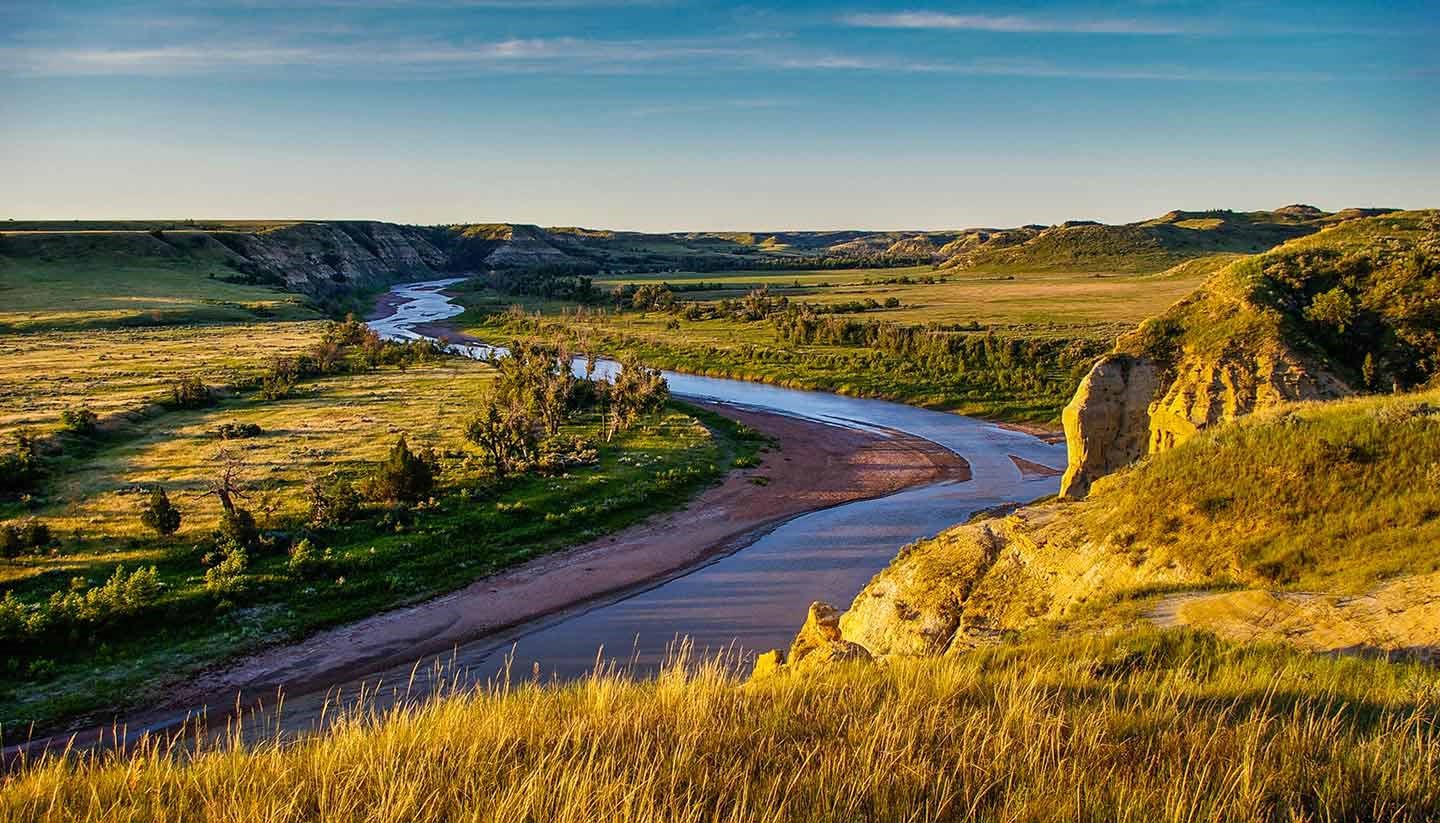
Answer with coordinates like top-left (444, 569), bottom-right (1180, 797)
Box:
top-left (0, 352), bottom-right (767, 730)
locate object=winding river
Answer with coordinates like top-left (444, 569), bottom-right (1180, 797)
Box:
top-left (360, 279), bottom-right (1064, 684)
top-left (7, 278), bottom-right (1069, 755)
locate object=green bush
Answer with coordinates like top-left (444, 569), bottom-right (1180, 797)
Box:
top-left (361, 436), bottom-right (438, 505)
top-left (286, 538), bottom-right (331, 579)
top-left (138, 487), bottom-right (182, 536)
top-left (216, 422), bottom-right (263, 440)
top-left (59, 406), bottom-right (99, 436)
top-left (1, 519), bottom-right (51, 557)
top-left (0, 429), bottom-right (43, 498)
top-left (306, 473), bottom-right (361, 529)
top-left (259, 356), bottom-right (303, 400)
top-left (217, 508), bottom-right (260, 550)
top-left (204, 546), bottom-right (249, 595)
top-left (168, 376), bottom-right (214, 409)
top-left (0, 566), bottom-right (163, 654)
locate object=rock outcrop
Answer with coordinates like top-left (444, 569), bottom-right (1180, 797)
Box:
top-left (223, 221), bottom-right (448, 293)
top-left (1057, 355), bottom-right (1159, 498)
top-left (752, 505), bottom-right (1200, 679)
top-left (750, 602), bottom-right (871, 679)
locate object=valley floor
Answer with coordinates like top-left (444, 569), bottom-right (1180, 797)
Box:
top-left (22, 404), bottom-right (964, 752)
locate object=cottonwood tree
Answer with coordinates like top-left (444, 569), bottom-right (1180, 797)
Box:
top-left (488, 340), bottom-right (576, 437)
top-left (603, 358), bottom-right (669, 442)
top-left (464, 393), bottom-right (540, 478)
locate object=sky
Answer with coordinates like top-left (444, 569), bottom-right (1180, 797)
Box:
top-left (1, 1), bottom-right (1437, 231)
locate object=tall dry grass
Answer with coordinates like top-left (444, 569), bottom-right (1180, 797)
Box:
top-left (4, 628), bottom-right (1438, 822)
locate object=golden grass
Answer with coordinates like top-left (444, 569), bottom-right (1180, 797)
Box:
top-left (0, 323), bottom-right (326, 440)
top-left (33, 358), bottom-right (493, 545)
top-left (5, 628), bottom-right (1437, 822)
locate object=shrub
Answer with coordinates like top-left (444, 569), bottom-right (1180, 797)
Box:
top-left (168, 376), bottom-right (213, 409)
top-left (203, 547), bottom-right (248, 595)
top-left (307, 473), bottom-right (361, 528)
top-left (362, 436), bottom-right (438, 504)
top-left (59, 406), bottom-right (99, 436)
top-left (286, 538), bottom-right (331, 579)
top-left (138, 487), bottom-right (183, 536)
top-left (216, 422), bottom-right (263, 440)
top-left (217, 507), bottom-right (260, 549)
top-left (19, 519), bottom-right (49, 550)
top-left (0, 429), bottom-right (43, 498)
top-left (48, 565), bottom-right (161, 628)
top-left (465, 399), bottom-right (540, 478)
top-left (259, 357), bottom-right (303, 400)
top-left (0, 524), bottom-right (22, 558)
top-left (2, 519), bottom-right (51, 557)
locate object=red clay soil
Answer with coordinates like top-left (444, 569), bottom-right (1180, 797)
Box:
top-left (119, 405), bottom-right (967, 730)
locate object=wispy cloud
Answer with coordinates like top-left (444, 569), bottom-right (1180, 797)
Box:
top-left (841, 11), bottom-right (1194, 35)
top-left (1, 37), bottom-right (1238, 81)
top-left (0, 36), bottom-right (746, 76)
top-left (768, 53), bottom-right (1220, 81)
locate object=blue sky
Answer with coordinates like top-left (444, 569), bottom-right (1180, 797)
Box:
top-left (2, 1), bottom-right (1437, 230)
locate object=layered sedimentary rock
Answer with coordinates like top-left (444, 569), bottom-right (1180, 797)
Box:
top-left (1057, 355), bottom-right (1159, 499)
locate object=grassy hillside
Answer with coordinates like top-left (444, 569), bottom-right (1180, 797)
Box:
top-left (941, 207), bottom-right (1360, 274)
top-left (0, 324), bottom-right (325, 441)
top-left (1120, 209), bottom-right (1440, 393)
top-left (0, 232), bottom-right (317, 332)
top-left (8, 628), bottom-right (1438, 821)
top-left (1083, 388), bottom-right (1440, 592)
top-left (779, 385), bottom-right (1440, 685)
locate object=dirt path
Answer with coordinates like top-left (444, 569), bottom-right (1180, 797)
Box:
top-left (1147, 574), bottom-right (1440, 661)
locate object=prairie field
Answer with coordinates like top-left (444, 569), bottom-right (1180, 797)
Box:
top-left (0, 323), bottom-right (326, 440)
top-left (6, 627), bottom-right (1438, 822)
top-left (594, 264), bottom-right (1209, 333)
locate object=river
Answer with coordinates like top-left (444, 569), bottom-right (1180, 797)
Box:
top-left (358, 278), bottom-right (1064, 685)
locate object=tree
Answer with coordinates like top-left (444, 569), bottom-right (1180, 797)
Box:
top-left (0, 428), bottom-right (43, 497)
top-left (1305, 287), bottom-right (1359, 334)
top-left (464, 395), bottom-right (539, 478)
top-left (307, 473), bottom-right (360, 528)
top-left (363, 436), bottom-right (438, 504)
top-left (139, 487), bottom-right (182, 536)
top-left (603, 358), bottom-right (669, 441)
top-left (168, 376), bottom-right (213, 409)
top-left (201, 448), bottom-right (248, 517)
top-left (60, 406), bottom-right (99, 435)
top-left (489, 340), bottom-right (576, 437)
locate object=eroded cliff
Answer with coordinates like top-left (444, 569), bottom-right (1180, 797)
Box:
top-left (1059, 210), bottom-right (1439, 498)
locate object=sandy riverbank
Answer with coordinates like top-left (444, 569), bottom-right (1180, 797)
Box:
top-left (152, 405), bottom-right (966, 714)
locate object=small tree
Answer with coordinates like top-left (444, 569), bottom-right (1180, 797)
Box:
top-left (307, 473), bottom-right (360, 528)
top-left (604, 358), bottom-right (669, 441)
top-left (363, 436), bottom-right (437, 504)
top-left (60, 406), bottom-right (99, 436)
top-left (0, 429), bottom-right (43, 498)
top-left (464, 397), bottom-right (539, 478)
top-left (259, 356), bottom-right (303, 400)
top-left (168, 376), bottom-right (213, 409)
top-left (139, 487), bottom-right (182, 536)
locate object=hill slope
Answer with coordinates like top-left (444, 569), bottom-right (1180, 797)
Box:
top-left (938, 206), bottom-right (1379, 274)
top-left (1059, 209), bottom-right (1440, 497)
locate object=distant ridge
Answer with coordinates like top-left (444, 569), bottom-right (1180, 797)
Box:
top-left (0, 206), bottom-right (1400, 296)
